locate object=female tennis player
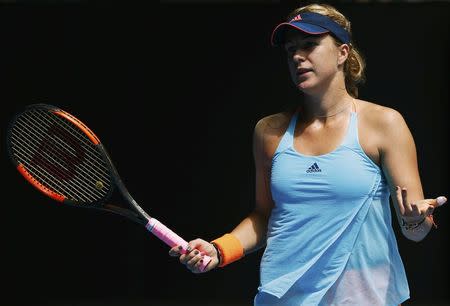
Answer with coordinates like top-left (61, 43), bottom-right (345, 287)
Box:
top-left (169, 4), bottom-right (447, 305)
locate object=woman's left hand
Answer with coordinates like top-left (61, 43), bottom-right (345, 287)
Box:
top-left (395, 186), bottom-right (447, 223)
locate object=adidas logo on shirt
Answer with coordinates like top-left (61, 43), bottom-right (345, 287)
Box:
top-left (306, 162), bottom-right (322, 173)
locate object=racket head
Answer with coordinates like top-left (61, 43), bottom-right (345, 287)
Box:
top-left (7, 103), bottom-right (115, 207)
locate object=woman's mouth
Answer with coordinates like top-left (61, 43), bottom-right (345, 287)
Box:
top-left (297, 68), bottom-right (313, 76)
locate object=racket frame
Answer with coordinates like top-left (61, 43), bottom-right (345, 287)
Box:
top-left (7, 103), bottom-right (212, 271)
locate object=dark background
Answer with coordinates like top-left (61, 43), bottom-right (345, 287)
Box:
top-left (1, 1), bottom-right (448, 305)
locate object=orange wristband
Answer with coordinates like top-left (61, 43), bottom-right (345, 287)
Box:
top-left (211, 233), bottom-right (244, 267)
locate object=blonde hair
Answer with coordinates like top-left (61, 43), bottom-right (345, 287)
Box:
top-left (288, 4), bottom-right (365, 98)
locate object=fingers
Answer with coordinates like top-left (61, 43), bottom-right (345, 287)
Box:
top-left (181, 249), bottom-right (203, 268)
top-left (411, 204), bottom-right (420, 215)
top-left (194, 258), bottom-right (206, 272)
top-left (396, 186), bottom-right (422, 218)
top-left (396, 186), bottom-right (447, 221)
top-left (425, 204), bottom-right (434, 216)
top-left (188, 239), bottom-right (208, 254)
top-left (396, 186), bottom-right (412, 216)
top-left (425, 196), bottom-right (447, 215)
top-left (436, 196), bottom-right (447, 207)
top-left (168, 245), bottom-right (184, 257)
top-left (396, 186), bottom-right (405, 215)
top-left (180, 249), bottom-right (200, 265)
top-left (168, 244), bottom-right (195, 258)
top-left (168, 238), bottom-right (218, 273)
top-left (401, 187), bottom-right (414, 213)
top-left (168, 245), bottom-right (203, 272)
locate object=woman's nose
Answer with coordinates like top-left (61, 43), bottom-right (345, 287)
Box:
top-left (292, 50), bottom-right (306, 63)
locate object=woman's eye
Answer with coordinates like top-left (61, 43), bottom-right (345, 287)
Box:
top-left (286, 46), bottom-right (297, 53)
top-left (303, 41), bottom-right (317, 49)
top-left (285, 41), bottom-right (317, 53)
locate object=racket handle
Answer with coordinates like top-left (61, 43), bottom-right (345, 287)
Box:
top-left (145, 218), bottom-right (212, 272)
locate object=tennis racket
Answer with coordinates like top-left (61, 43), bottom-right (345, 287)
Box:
top-left (7, 103), bottom-right (211, 271)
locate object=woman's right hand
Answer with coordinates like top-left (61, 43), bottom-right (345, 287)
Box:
top-left (168, 238), bottom-right (220, 273)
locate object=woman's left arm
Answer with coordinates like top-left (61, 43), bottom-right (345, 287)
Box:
top-left (378, 107), bottom-right (447, 242)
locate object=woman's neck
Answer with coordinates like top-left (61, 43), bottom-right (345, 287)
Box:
top-left (300, 88), bottom-right (353, 120)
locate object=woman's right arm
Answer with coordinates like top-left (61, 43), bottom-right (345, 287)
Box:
top-left (229, 117), bottom-right (274, 255)
top-left (169, 115), bottom-right (285, 272)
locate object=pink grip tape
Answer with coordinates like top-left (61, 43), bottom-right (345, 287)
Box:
top-left (145, 218), bottom-right (212, 272)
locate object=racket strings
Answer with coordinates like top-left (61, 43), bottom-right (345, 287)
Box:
top-left (12, 118), bottom-right (108, 189)
top-left (12, 110), bottom-right (111, 202)
top-left (40, 110), bottom-right (112, 188)
top-left (24, 111), bottom-right (110, 181)
top-left (12, 134), bottom-right (105, 203)
top-left (29, 110), bottom-right (109, 173)
top-left (10, 109), bottom-right (113, 203)
top-left (14, 112), bottom-right (109, 186)
top-left (11, 114), bottom-right (108, 202)
top-left (13, 150), bottom-right (95, 203)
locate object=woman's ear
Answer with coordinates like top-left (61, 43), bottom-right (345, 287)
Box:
top-left (337, 44), bottom-right (350, 65)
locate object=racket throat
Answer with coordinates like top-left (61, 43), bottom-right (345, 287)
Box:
top-left (110, 169), bottom-right (151, 222)
top-left (131, 199), bottom-right (152, 220)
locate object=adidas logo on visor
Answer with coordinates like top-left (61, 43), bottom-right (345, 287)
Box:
top-left (291, 14), bottom-right (302, 22)
top-left (306, 162), bottom-right (322, 173)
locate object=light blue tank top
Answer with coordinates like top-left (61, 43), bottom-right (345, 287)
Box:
top-left (254, 109), bottom-right (410, 306)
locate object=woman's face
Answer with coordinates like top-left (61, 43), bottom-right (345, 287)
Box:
top-left (284, 30), bottom-right (347, 94)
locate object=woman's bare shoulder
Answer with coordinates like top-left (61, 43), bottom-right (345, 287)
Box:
top-left (254, 111), bottom-right (293, 138)
top-left (357, 99), bottom-right (405, 128)
top-left (253, 111), bottom-right (294, 159)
